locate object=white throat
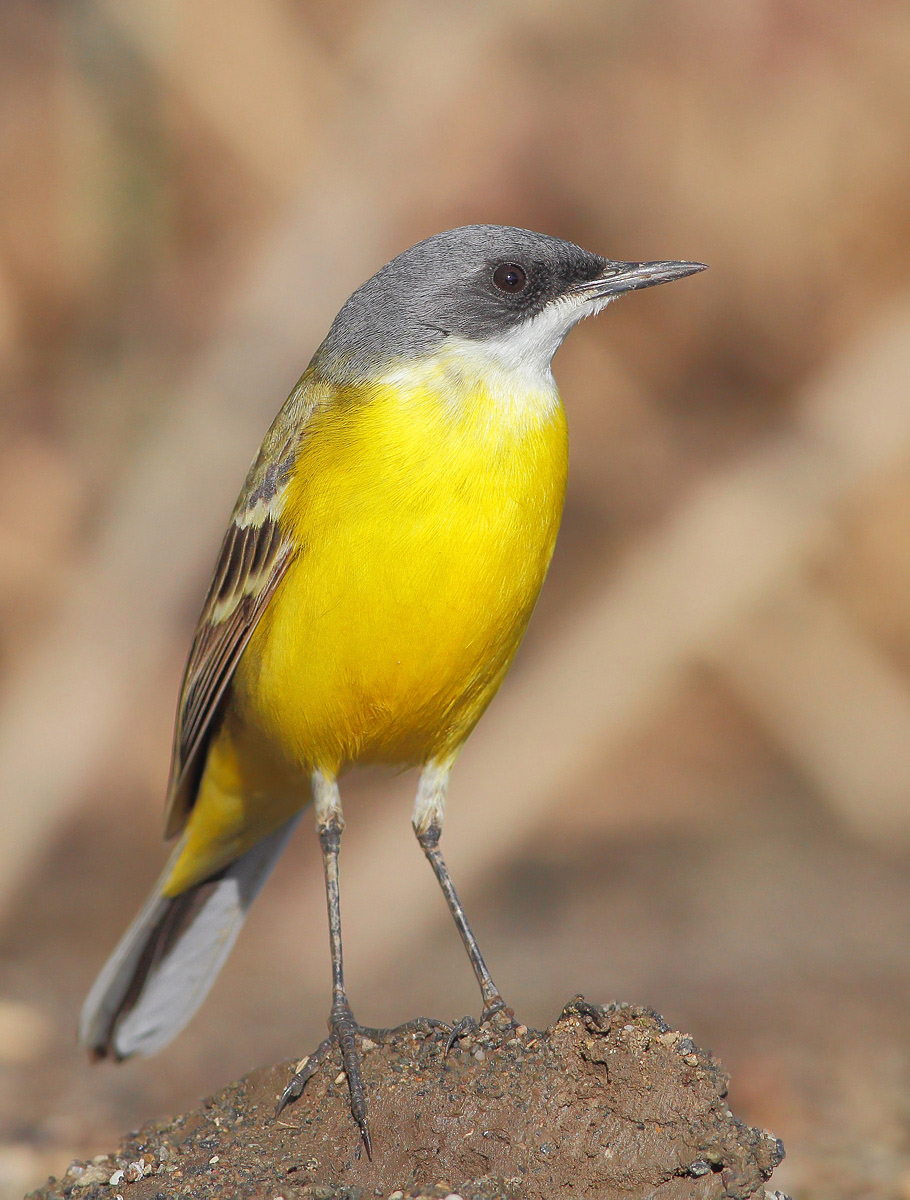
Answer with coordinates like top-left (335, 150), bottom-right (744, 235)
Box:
top-left (455, 290), bottom-right (614, 391)
top-left (379, 291), bottom-right (612, 426)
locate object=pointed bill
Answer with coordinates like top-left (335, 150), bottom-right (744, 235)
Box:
top-left (574, 259), bottom-right (708, 300)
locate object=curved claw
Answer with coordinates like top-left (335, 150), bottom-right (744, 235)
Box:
top-left (275, 1033), bottom-right (335, 1117)
top-left (446, 1001), bottom-right (521, 1054)
top-left (445, 1014), bottom-right (480, 1055)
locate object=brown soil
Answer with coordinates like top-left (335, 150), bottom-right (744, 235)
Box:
top-left (27, 998), bottom-right (785, 1200)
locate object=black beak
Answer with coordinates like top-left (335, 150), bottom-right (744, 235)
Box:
top-left (575, 259), bottom-right (707, 300)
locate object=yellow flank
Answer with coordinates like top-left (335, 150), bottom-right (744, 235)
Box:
top-left (163, 346), bottom-right (568, 896)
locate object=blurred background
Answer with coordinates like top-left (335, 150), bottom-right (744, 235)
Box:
top-left (2, 1), bottom-right (910, 1197)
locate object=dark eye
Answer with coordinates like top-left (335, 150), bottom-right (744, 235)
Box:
top-left (492, 262), bottom-right (528, 293)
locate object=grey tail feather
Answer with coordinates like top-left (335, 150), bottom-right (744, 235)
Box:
top-left (79, 814), bottom-right (301, 1059)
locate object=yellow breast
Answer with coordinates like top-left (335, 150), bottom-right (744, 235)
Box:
top-left (233, 347), bottom-right (568, 776)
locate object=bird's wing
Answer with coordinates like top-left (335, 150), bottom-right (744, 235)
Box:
top-left (163, 377), bottom-right (320, 838)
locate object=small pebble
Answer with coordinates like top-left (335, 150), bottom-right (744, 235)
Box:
top-left (209, 1154), bottom-right (220, 1164)
top-left (69, 1163), bottom-right (111, 1188)
top-left (123, 1158), bottom-right (152, 1182)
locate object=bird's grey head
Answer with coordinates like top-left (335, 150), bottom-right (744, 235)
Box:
top-left (311, 225), bottom-right (705, 385)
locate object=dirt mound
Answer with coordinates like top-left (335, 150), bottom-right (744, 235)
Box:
top-left (29, 998), bottom-right (785, 1200)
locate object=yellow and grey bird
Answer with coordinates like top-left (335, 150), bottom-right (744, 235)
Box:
top-left (79, 225), bottom-right (704, 1148)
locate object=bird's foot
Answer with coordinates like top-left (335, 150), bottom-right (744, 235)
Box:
top-left (275, 1010), bottom-right (449, 1156)
top-left (358, 1014), bottom-right (450, 1041)
top-left (276, 999), bottom-right (377, 1158)
top-left (570, 997), bottom-right (608, 1027)
top-left (276, 1033), bottom-right (336, 1115)
top-left (444, 997), bottom-right (518, 1054)
top-left (444, 1013), bottom-right (479, 1053)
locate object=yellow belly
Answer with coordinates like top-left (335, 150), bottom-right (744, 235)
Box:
top-left (237, 369), bottom-right (568, 773)
top-left (164, 360), bottom-right (567, 893)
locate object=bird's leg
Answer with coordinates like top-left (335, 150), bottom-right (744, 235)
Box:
top-left (276, 773), bottom-right (372, 1157)
top-left (412, 762), bottom-right (508, 1026)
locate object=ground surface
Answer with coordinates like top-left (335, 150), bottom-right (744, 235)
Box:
top-left (5, 731), bottom-right (910, 1200)
top-left (26, 999), bottom-right (784, 1200)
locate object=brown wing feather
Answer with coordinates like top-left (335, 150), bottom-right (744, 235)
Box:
top-left (162, 373), bottom-right (323, 839)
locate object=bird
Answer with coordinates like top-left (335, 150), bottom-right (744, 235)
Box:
top-left (79, 225), bottom-right (705, 1152)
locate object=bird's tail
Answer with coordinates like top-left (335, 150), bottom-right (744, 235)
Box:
top-left (79, 814), bottom-right (301, 1059)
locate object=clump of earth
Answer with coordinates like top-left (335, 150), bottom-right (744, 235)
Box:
top-left (28, 998), bottom-right (785, 1200)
